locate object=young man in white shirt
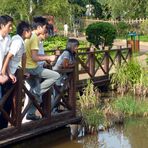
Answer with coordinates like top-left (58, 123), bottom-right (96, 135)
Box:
top-left (0, 15), bottom-right (13, 129)
top-left (0, 21), bottom-right (31, 129)
top-left (2, 21), bottom-right (32, 82)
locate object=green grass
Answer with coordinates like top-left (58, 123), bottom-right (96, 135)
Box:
top-left (111, 95), bottom-right (148, 117)
top-left (117, 35), bottom-right (148, 42)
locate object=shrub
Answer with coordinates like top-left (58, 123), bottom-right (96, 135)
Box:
top-left (86, 22), bottom-right (117, 48)
top-left (140, 20), bottom-right (148, 35)
top-left (115, 21), bottom-right (129, 37)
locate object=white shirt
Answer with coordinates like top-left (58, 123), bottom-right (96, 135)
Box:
top-left (9, 35), bottom-right (25, 74)
top-left (64, 24), bottom-right (68, 31)
top-left (37, 41), bottom-right (45, 67)
top-left (0, 34), bottom-right (11, 73)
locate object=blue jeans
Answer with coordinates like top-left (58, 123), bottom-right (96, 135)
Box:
top-left (26, 66), bottom-right (60, 115)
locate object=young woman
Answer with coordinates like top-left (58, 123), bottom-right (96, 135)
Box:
top-left (53, 38), bottom-right (79, 71)
top-left (52, 38), bottom-right (79, 112)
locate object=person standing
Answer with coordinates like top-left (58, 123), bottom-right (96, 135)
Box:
top-left (64, 23), bottom-right (69, 37)
top-left (2, 21), bottom-right (32, 82)
top-left (25, 16), bottom-right (60, 120)
top-left (0, 15), bottom-right (13, 129)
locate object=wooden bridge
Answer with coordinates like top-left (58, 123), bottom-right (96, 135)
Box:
top-left (0, 46), bottom-right (132, 147)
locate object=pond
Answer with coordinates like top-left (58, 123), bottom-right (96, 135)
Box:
top-left (11, 117), bottom-right (148, 148)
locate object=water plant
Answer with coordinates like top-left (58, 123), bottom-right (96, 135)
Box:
top-left (111, 58), bottom-right (148, 96)
top-left (111, 95), bottom-right (148, 117)
top-left (77, 80), bottom-right (105, 133)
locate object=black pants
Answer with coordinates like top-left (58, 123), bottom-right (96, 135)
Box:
top-left (0, 81), bottom-right (13, 129)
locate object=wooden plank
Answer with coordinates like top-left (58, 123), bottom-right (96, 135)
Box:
top-left (0, 116), bottom-right (81, 147)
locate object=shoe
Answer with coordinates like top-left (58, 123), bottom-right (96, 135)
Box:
top-left (26, 113), bottom-right (40, 120)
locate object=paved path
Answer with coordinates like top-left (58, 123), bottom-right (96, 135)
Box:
top-left (76, 36), bottom-right (148, 53)
top-left (113, 39), bottom-right (148, 53)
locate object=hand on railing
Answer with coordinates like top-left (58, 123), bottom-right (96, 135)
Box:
top-left (9, 73), bottom-right (17, 84)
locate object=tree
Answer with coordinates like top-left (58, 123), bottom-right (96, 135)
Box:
top-left (107, 0), bottom-right (148, 19)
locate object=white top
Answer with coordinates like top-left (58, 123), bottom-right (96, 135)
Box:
top-left (37, 41), bottom-right (45, 67)
top-left (9, 35), bottom-right (25, 74)
top-left (64, 24), bottom-right (68, 31)
top-left (0, 34), bottom-right (11, 73)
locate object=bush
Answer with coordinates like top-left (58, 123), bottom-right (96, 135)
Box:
top-left (86, 22), bottom-right (117, 48)
top-left (140, 20), bottom-right (148, 35)
top-left (115, 21), bottom-right (129, 37)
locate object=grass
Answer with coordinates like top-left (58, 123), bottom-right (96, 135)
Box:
top-left (111, 95), bottom-right (148, 117)
top-left (117, 35), bottom-right (148, 42)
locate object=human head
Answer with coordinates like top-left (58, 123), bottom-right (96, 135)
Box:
top-left (17, 21), bottom-right (32, 39)
top-left (32, 16), bottom-right (47, 35)
top-left (66, 38), bottom-right (79, 53)
top-left (0, 15), bottom-right (13, 36)
top-left (38, 29), bottom-right (49, 41)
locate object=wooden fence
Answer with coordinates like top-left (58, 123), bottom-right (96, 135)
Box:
top-left (0, 46), bottom-right (132, 146)
top-left (83, 18), bottom-right (148, 27)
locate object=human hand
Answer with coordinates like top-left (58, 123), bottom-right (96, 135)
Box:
top-left (0, 75), bottom-right (9, 84)
top-left (47, 55), bottom-right (57, 63)
top-left (9, 73), bottom-right (17, 83)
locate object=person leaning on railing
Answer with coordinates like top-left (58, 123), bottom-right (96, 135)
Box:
top-left (0, 15), bottom-right (13, 129)
top-left (24, 16), bottom-right (60, 121)
top-left (51, 38), bottom-right (79, 113)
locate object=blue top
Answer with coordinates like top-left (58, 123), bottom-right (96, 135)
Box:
top-left (52, 50), bottom-right (75, 70)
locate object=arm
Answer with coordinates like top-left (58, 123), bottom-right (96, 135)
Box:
top-left (1, 52), bottom-right (16, 83)
top-left (62, 58), bottom-right (75, 69)
top-left (31, 50), bottom-right (57, 63)
top-left (1, 52), bottom-right (13, 75)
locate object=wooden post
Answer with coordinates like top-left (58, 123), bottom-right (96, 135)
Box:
top-left (75, 55), bottom-right (79, 82)
top-left (68, 69), bottom-right (76, 116)
top-left (42, 90), bottom-right (51, 120)
top-left (15, 68), bottom-right (23, 129)
top-left (128, 46), bottom-right (132, 61)
top-left (104, 50), bottom-right (109, 75)
top-left (88, 46), bottom-right (95, 77)
top-left (117, 46), bottom-right (122, 66)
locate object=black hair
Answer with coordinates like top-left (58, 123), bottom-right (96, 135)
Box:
top-left (65, 38), bottom-right (79, 60)
top-left (66, 38), bottom-right (79, 51)
top-left (32, 16), bottom-right (47, 30)
top-left (0, 15), bottom-right (13, 29)
top-left (16, 21), bottom-right (31, 36)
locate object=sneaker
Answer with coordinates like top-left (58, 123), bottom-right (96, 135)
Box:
top-left (26, 113), bottom-right (40, 120)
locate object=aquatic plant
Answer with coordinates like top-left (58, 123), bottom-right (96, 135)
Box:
top-left (111, 95), bottom-right (148, 117)
top-left (77, 80), bottom-right (105, 133)
top-left (111, 58), bottom-right (148, 96)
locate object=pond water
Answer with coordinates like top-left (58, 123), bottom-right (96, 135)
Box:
top-left (11, 118), bottom-right (148, 148)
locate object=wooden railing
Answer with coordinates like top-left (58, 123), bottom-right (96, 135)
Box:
top-left (0, 68), bottom-right (77, 143)
top-left (0, 46), bottom-right (132, 145)
top-left (76, 46), bottom-right (132, 88)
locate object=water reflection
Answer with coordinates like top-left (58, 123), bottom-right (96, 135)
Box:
top-left (11, 118), bottom-right (148, 148)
